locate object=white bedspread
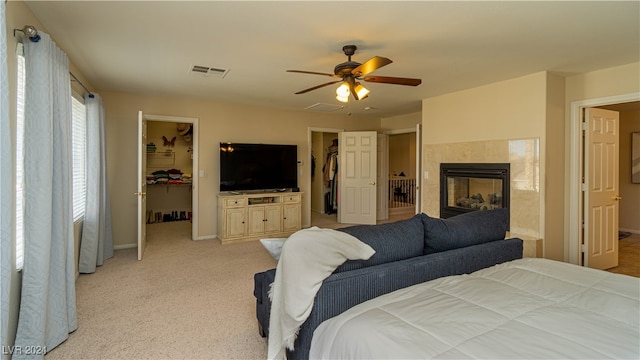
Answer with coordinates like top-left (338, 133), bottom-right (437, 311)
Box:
top-left (310, 258), bottom-right (640, 359)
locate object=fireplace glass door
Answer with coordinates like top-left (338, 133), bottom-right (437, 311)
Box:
top-left (440, 163), bottom-right (510, 219)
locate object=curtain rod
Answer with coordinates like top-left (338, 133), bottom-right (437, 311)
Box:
top-left (15, 24), bottom-right (95, 98)
top-left (70, 71), bottom-right (94, 98)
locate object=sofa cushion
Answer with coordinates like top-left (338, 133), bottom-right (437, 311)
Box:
top-left (334, 214), bottom-right (425, 272)
top-left (423, 208), bottom-right (509, 254)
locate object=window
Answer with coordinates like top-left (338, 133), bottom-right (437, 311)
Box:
top-left (15, 46), bottom-right (25, 269)
top-left (71, 96), bottom-right (87, 222)
top-left (15, 46), bottom-right (87, 270)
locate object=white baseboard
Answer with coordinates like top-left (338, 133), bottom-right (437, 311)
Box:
top-left (113, 243), bottom-right (137, 250)
top-left (619, 228), bottom-right (640, 234)
top-left (193, 235), bottom-right (218, 241)
top-left (114, 236), bottom-right (218, 249)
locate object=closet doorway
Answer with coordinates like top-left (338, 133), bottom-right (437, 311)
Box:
top-left (309, 127), bottom-right (342, 228)
top-left (144, 115), bottom-right (199, 242)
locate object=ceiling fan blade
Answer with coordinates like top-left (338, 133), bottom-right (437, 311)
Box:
top-left (363, 75), bottom-right (422, 86)
top-left (294, 80), bottom-right (342, 94)
top-left (287, 70), bottom-right (341, 78)
top-left (351, 56), bottom-right (392, 76)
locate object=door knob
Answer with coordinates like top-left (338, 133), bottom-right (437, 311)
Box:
top-left (369, 182), bottom-right (376, 185)
top-left (613, 195), bottom-right (622, 201)
top-left (134, 192), bottom-right (147, 196)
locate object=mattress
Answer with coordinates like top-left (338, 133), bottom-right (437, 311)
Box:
top-left (310, 258), bottom-right (640, 359)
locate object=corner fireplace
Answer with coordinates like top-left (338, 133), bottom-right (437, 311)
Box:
top-left (440, 163), bottom-right (510, 222)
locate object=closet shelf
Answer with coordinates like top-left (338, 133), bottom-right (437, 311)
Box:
top-left (147, 151), bottom-right (175, 167)
top-left (147, 183), bottom-right (192, 193)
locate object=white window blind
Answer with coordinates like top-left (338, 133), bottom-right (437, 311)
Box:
top-left (71, 96), bottom-right (87, 222)
top-left (15, 45), bottom-right (25, 270)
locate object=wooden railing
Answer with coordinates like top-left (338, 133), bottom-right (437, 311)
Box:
top-left (389, 177), bottom-right (416, 209)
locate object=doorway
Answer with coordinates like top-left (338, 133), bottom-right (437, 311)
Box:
top-left (146, 120), bottom-right (194, 234)
top-left (309, 128), bottom-right (342, 228)
top-left (568, 94), bottom-right (640, 267)
top-left (137, 113), bottom-right (199, 260)
top-left (387, 131), bottom-right (418, 217)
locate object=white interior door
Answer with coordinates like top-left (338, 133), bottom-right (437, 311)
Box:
top-left (376, 134), bottom-right (389, 221)
top-left (339, 131), bottom-right (377, 225)
top-left (584, 107), bottom-right (619, 269)
top-left (137, 110), bottom-right (147, 260)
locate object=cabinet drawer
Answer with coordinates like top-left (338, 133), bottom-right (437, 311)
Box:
top-left (225, 198), bottom-right (246, 208)
top-left (283, 194), bottom-right (301, 203)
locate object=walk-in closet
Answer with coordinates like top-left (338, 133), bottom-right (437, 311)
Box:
top-left (311, 132), bottom-right (340, 219)
top-left (145, 121), bottom-right (193, 235)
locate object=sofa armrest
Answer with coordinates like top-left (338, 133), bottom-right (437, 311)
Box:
top-left (286, 237), bottom-right (523, 359)
top-left (254, 268), bottom-right (276, 337)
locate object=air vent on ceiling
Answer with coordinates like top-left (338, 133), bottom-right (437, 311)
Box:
top-left (189, 65), bottom-right (230, 78)
top-left (304, 103), bottom-right (343, 112)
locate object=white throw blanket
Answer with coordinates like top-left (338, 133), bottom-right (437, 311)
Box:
top-left (267, 226), bottom-right (375, 360)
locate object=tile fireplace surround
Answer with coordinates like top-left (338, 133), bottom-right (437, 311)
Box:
top-left (423, 138), bottom-right (541, 239)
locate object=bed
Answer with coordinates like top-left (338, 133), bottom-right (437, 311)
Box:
top-left (310, 258), bottom-right (640, 359)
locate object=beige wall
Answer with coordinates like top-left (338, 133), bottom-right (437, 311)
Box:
top-left (423, 72), bottom-right (547, 145)
top-left (565, 62), bottom-right (640, 103)
top-left (619, 109), bottom-right (640, 232)
top-left (380, 111), bottom-right (420, 132)
top-left (102, 90), bottom-right (378, 247)
top-left (543, 72), bottom-right (566, 261)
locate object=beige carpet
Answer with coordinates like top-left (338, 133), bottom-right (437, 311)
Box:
top-left (46, 221), bottom-right (276, 359)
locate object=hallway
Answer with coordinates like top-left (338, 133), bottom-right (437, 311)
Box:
top-left (607, 233), bottom-right (640, 278)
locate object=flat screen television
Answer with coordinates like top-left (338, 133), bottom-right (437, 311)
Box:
top-left (220, 142), bottom-right (298, 192)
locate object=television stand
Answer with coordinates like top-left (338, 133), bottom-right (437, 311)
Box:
top-left (216, 191), bottom-right (302, 244)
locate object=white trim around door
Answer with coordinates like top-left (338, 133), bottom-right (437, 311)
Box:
top-left (144, 114), bottom-right (201, 240)
top-left (568, 92), bottom-right (640, 265)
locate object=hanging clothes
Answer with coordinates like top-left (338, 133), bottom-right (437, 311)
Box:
top-left (322, 141), bottom-right (339, 214)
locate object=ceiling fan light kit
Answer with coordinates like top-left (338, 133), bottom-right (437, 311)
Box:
top-left (288, 44), bottom-right (421, 103)
top-left (336, 83), bottom-right (350, 97)
top-left (353, 82), bottom-right (370, 100)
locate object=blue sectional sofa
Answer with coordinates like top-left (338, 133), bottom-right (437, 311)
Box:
top-left (253, 209), bottom-right (523, 359)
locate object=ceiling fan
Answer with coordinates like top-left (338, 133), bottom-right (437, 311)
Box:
top-left (287, 45), bottom-right (422, 103)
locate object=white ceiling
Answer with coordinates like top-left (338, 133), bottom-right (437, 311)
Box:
top-left (24, 1), bottom-right (640, 119)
